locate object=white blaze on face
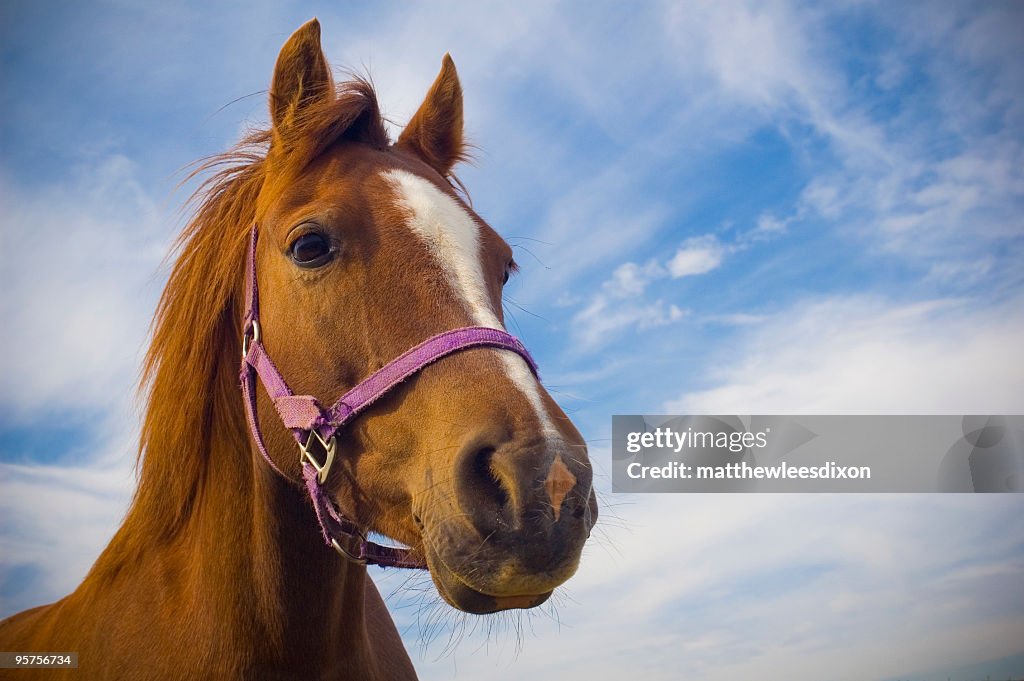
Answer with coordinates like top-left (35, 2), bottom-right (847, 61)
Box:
top-left (383, 169), bottom-right (557, 437)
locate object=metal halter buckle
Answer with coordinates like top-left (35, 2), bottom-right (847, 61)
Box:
top-left (331, 535), bottom-right (367, 564)
top-left (241, 319), bottom-right (261, 359)
top-left (299, 429), bottom-right (336, 484)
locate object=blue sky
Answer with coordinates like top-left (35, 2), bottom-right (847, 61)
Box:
top-left (2, 2), bottom-right (1023, 680)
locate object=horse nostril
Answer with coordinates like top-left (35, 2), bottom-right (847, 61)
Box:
top-left (455, 443), bottom-right (518, 536)
top-left (470, 446), bottom-right (509, 510)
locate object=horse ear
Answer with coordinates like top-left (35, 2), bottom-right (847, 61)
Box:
top-left (269, 18), bottom-right (334, 133)
top-left (397, 55), bottom-right (465, 176)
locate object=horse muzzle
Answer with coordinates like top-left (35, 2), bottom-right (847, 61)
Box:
top-left (416, 434), bottom-right (597, 614)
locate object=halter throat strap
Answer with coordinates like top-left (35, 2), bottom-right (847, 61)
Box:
top-left (239, 224), bottom-right (538, 569)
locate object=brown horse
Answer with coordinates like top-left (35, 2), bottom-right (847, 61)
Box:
top-left (0, 18), bottom-right (596, 680)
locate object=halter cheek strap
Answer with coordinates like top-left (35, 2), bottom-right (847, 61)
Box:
top-left (239, 225), bottom-right (539, 569)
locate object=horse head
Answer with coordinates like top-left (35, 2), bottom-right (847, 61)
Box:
top-left (249, 19), bottom-right (597, 615)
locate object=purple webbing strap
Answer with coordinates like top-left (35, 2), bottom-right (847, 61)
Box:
top-left (303, 465), bottom-right (426, 569)
top-left (240, 356), bottom-right (287, 479)
top-left (239, 224), bottom-right (539, 569)
top-left (243, 225), bottom-right (260, 330)
top-left (322, 327), bottom-right (537, 440)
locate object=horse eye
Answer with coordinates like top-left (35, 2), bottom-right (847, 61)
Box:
top-left (502, 260), bottom-right (517, 286)
top-left (290, 233), bottom-right (331, 267)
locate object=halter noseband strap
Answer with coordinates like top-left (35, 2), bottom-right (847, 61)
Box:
top-left (239, 224), bottom-right (539, 569)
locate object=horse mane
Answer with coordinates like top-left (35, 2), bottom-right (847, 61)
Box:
top-left (94, 78), bottom-right (390, 572)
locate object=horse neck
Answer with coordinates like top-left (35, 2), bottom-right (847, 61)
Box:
top-left (181, 430), bottom-right (372, 670)
top-left (88, 415), bottom-right (372, 676)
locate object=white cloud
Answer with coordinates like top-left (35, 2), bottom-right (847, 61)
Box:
top-left (0, 158), bottom-right (170, 422)
top-left (570, 252), bottom-right (691, 350)
top-left (667, 294), bottom-right (1024, 414)
top-left (668, 234), bottom-right (727, 278)
top-left (604, 259), bottom-right (666, 299)
top-left (874, 52), bottom-right (908, 91)
top-left (751, 212), bottom-right (788, 237)
top-left (662, 1), bottom-right (1024, 285)
top-left (818, 140), bottom-right (1024, 264)
top-left (572, 295), bottom-right (684, 351)
top-left (568, 222), bottom-right (784, 352)
top-left (703, 312), bottom-right (767, 327)
top-left (329, 3), bottom-right (560, 134)
top-left (0, 156), bottom-right (165, 615)
top-left (799, 180), bottom-right (842, 219)
top-left (925, 256), bottom-right (995, 285)
top-left (514, 168), bottom-right (672, 304)
top-left (404, 492), bottom-right (1024, 681)
top-left (0, 449), bottom-right (134, 615)
top-left (663, 2), bottom-right (848, 145)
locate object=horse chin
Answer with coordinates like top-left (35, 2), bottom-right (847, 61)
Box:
top-left (424, 549), bottom-right (554, 615)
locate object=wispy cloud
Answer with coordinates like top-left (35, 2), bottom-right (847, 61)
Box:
top-left (572, 295), bottom-right (685, 351)
top-left (605, 260), bottom-right (666, 299)
top-left (662, 1), bottom-right (1024, 287)
top-left (0, 155), bottom-right (164, 615)
top-left (403, 493), bottom-right (1024, 681)
top-left (668, 294), bottom-right (1024, 414)
top-left (0, 158), bottom-right (169, 421)
top-left (569, 258), bottom-right (684, 350)
top-left (0, 453), bottom-right (134, 615)
top-left (568, 221), bottom-right (787, 351)
top-left (667, 234), bottom-right (726, 278)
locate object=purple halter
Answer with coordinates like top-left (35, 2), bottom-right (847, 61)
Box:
top-left (239, 225), bottom-right (538, 569)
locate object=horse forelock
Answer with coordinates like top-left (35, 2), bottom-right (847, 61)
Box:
top-left (268, 75), bottom-right (390, 180)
